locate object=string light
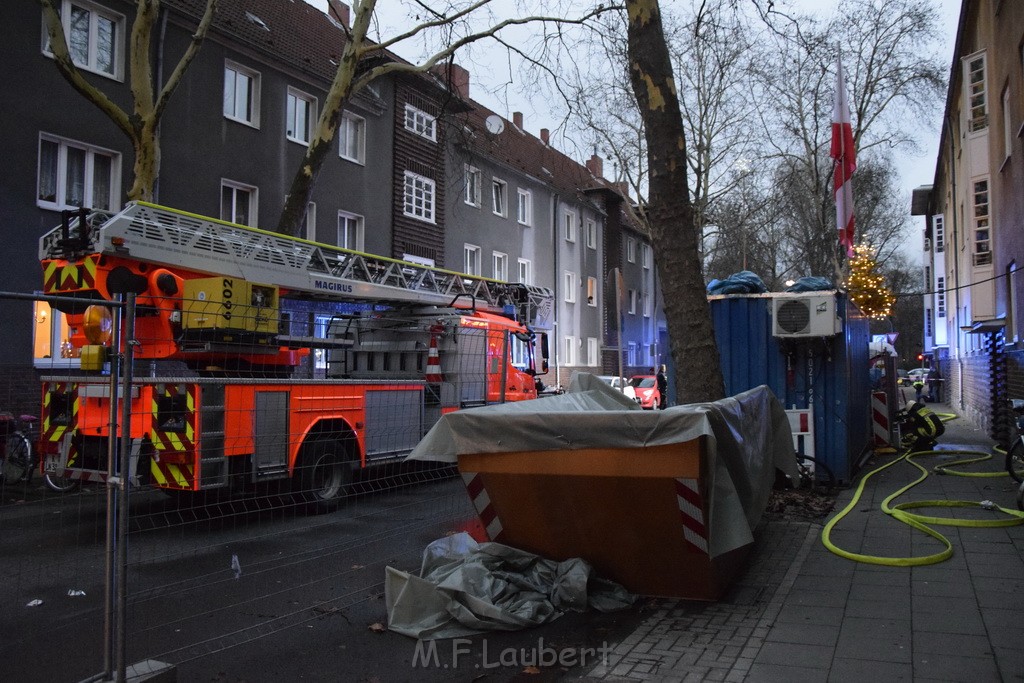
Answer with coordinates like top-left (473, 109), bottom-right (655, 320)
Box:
top-left (844, 242), bottom-right (895, 320)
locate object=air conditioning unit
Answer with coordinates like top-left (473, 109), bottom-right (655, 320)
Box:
top-left (772, 294), bottom-right (842, 338)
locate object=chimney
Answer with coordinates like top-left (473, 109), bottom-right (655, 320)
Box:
top-left (430, 63), bottom-right (470, 99)
top-left (326, 0), bottom-right (350, 28)
top-left (540, 128), bottom-right (549, 145)
top-left (586, 153), bottom-right (603, 178)
top-left (513, 111), bottom-right (523, 130)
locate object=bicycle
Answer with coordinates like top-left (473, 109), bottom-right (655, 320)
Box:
top-left (0, 412), bottom-right (78, 493)
top-left (1005, 399), bottom-right (1024, 483)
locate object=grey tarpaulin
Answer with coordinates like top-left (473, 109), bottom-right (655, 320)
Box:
top-left (408, 375), bottom-right (797, 559)
top-left (385, 532), bottom-right (635, 640)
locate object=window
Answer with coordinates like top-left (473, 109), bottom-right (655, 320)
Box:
top-left (563, 336), bottom-right (577, 366)
top-left (626, 237), bottom-right (636, 263)
top-left (224, 61), bottom-right (259, 126)
top-left (33, 301), bottom-right (78, 369)
top-left (564, 210), bottom-right (577, 243)
top-left (934, 214), bottom-right (945, 252)
top-left (641, 243), bottom-right (651, 269)
top-left (642, 292), bottom-right (651, 317)
top-left (564, 271), bottom-right (577, 303)
top-left (403, 171), bottom-right (435, 223)
top-left (628, 289), bottom-right (637, 314)
top-left (627, 342), bottom-right (637, 366)
top-left (286, 88), bottom-right (316, 144)
top-left (587, 277), bottom-right (597, 307)
top-left (586, 219), bottom-right (597, 249)
top-left (44, 0), bottom-right (123, 79)
top-left (221, 179), bottom-right (258, 226)
top-left (302, 202), bottom-right (316, 241)
top-left (464, 244), bottom-right (481, 276)
top-left (492, 252), bottom-right (508, 280)
top-left (37, 133), bottom-right (119, 211)
top-left (1009, 263), bottom-right (1018, 342)
top-left (965, 54), bottom-right (987, 132)
top-left (492, 178), bottom-right (507, 217)
top-left (518, 258), bottom-right (532, 285)
top-left (337, 211), bottom-right (364, 251)
top-left (339, 111), bottom-right (365, 163)
top-left (1003, 86), bottom-right (1013, 161)
top-left (517, 189), bottom-right (532, 226)
top-left (464, 165), bottom-right (481, 207)
top-left (936, 276), bottom-right (946, 318)
top-left (972, 179), bottom-right (991, 265)
top-left (587, 338), bottom-right (598, 367)
top-left (925, 308), bottom-right (933, 339)
top-left (404, 104), bottom-right (436, 141)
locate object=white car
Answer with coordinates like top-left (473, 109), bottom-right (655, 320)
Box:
top-left (597, 375), bottom-right (638, 401)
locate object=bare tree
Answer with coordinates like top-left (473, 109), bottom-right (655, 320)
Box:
top-left (39, 0), bottom-right (217, 202)
top-left (625, 0), bottom-right (725, 403)
top-left (276, 0), bottom-right (612, 235)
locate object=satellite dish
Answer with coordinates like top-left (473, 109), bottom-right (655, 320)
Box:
top-left (484, 115), bottom-right (505, 135)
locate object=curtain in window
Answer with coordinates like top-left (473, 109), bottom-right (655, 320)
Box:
top-left (65, 145), bottom-right (86, 207)
top-left (38, 139), bottom-right (58, 203)
top-left (92, 154), bottom-right (111, 210)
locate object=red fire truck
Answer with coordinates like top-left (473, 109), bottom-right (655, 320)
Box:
top-left (37, 202), bottom-right (552, 509)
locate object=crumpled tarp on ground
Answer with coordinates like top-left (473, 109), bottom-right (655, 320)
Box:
top-left (385, 532), bottom-right (635, 640)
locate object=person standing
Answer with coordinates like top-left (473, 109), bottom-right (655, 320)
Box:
top-left (928, 365), bottom-right (943, 403)
top-left (656, 365), bottom-right (668, 409)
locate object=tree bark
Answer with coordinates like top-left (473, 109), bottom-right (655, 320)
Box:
top-left (625, 0), bottom-right (725, 404)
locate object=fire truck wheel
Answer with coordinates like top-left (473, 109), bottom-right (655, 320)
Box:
top-left (300, 440), bottom-right (354, 513)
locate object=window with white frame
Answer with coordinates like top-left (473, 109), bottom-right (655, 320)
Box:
top-left (37, 133), bottom-right (119, 211)
top-left (339, 111), bottom-right (365, 163)
top-left (1009, 263), bottom-right (1018, 341)
top-left (563, 336), bottom-right (576, 366)
top-left (286, 87), bottom-right (316, 144)
top-left (302, 202), bottom-right (316, 241)
top-left (934, 214), bottom-right (944, 252)
top-left (464, 244), bottom-right (481, 276)
top-left (337, 211), bottom-right (364, 251)
top-left (492, 178), bottom-right (507, 217)
top-left (973, 179), bottom-right (991, 265)
top-left (517, 188), bottom-right (532, 226)
top-left (627, 342), bottom-right (637, 366)
top-left (586, 219), bottom-right (596, 249)
top-left (564, 271), bottom-right (577, 303)
top-left (936, 276), bottom-right (946, 318)
top-left (587, 277), bottom-right (597, 306)
top-left (404, 104), bottom-right (436, 141)
top-left (628, 289), bottom-right (637, 314)
top-left (643, 292), bottom-right (651, 317)
top-left (464, 165), bottom-right (481, 207)
top-left (564, 210), bottom-right (577, 243)
top-left (43, 0), bottom-right (124, 79)
top-left (641, 243), bottom-right (651, 269)
top-left (965, 54), bottom-right (988, 132)
top-left (925, 308), bottom-right (933, 339)
top-left (626, 237), bottom-right (636, 262)
top-left (587, 337), bottom-right (598, 366)
top-left (221, 180), bottom-right (258, 226)
top-left (33, 300), bottom-right (78, 369)
top-left (223, 61), bottom-right (259, 126)
top-left (518, 258), bottom-right (532, 285)
top-left (492, 251), bottom-right (508, 280)
top-left (403, 171), bottom-right (435, 223)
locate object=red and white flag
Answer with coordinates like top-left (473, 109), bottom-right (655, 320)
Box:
top-left (831, 59), bottom-right (856, 257)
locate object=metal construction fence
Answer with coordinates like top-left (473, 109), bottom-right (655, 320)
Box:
top-left (0, 290), bottom-right (482, 682)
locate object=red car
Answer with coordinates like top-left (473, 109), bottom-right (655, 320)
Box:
top-left (629, 375), bottom-right (661, 409)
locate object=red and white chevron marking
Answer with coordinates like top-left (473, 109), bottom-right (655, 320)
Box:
top-left (872, 391), bottom-right (890, 446)
top-left (461, 472), bottom-right (503, 541)
top-left (675, 478), bottom-right (709, 555)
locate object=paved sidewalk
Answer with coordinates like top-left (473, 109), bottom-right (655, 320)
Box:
top-left (587, 405), bottom-right (1024, 682)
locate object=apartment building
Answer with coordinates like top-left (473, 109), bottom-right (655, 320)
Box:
top-left (913, 0), bottom-right (1024, 438)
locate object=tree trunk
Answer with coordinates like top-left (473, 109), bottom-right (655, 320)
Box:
top-left (625, 0), bottom-right (725, 404)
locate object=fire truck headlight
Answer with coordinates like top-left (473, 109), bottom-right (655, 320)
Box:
top-left (83, 305), bottom-right (113, 345)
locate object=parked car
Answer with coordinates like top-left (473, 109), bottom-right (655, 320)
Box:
top-left (597, 375), bottom-right (637, 401)
top-left (906, 368), bottom-right (929, 385)
top-left (628, 375), bottom-right (661, 410)
top-left (896, 369), bottom-right (909, 386)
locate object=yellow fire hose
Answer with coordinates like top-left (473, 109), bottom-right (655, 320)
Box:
top-left (822, 417), bottom-right (1024, 566)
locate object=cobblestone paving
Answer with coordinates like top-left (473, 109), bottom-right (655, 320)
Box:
top-left (586, 517), bottom-right (819, 682)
